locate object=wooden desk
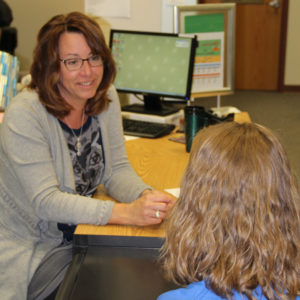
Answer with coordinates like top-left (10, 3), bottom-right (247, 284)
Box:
top-left (75, 112), bottom-right (251, 239)
top-left (57, 112), bottom-right (251, 300)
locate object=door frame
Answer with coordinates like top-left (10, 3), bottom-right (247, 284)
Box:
top-left (278, 0), bottom-right (300, 92)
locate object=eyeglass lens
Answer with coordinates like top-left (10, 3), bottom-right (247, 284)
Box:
top-left (63, 55), bottom-right (103, 70)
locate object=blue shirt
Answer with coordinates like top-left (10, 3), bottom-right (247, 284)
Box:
top-left (157, 281), bottom-right (300, 300)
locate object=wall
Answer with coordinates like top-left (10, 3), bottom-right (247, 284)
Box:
top-left (8, 0), bottom-right (300, 87)
top-left (9, 0), bottom-right (83, 72)
top-left (284, 0), bottom-right (300, 86)
top-left (9, 0), bottom-right (162, 72)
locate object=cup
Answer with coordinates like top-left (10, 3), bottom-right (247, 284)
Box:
top-left (184, 106), bottom-right (207, 153)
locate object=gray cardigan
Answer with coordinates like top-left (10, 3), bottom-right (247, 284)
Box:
top-left (0, 86), bottom-right (150, 300)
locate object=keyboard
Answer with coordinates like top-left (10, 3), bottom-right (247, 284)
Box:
top-left (122, 118), bottom-right (175, 138)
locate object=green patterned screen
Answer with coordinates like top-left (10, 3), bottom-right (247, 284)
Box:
top-left (111, 31), bottom-right (195, 99)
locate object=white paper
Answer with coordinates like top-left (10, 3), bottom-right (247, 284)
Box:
top-left (124, 135), bottom-right (139, 141)
top-left (85, 0), bottom-right (131, 18)
top-left (191, 32), bottom-right (225, 93)
top-left (165, 188), bottom-right (180, 198)
top-left (166, 0), bottom-right (186, 5)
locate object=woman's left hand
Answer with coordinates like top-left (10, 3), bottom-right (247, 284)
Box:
top-left (108, 189), bottom-right (175, 226)
top-left (127, 189), bottom-right (175, 226)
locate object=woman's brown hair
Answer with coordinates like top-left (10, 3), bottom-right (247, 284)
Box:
top-left (160, 122), bottom-right (300, 300)
top-left (29, 12), bottom-right (116, 118)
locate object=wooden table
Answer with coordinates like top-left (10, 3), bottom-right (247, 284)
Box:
top-left (57, 112), bottom-right (251, 300)
top-left (75, 112), bottom-right (251, 239)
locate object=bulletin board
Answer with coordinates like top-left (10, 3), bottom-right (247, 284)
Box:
top-left (174, 3), bottom-right (236, 98)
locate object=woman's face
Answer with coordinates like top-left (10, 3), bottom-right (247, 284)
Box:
top-left (57, 31), bottom-right (103, 106)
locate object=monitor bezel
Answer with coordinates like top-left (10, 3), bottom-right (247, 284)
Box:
top-left (109, 29), bottom-right (197, 102)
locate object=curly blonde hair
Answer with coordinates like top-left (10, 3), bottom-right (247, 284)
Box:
top-left (160, 122), bottom-right (300, 300)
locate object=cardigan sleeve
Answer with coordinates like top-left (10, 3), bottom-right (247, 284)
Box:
top-left (100, 86), bottom-right (152, 203)
top-left (1, 91), bottom-right (114, 226)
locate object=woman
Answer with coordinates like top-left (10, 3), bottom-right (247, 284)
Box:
top-left (0, 12), bottom-right (173, 300)
top-left (158, 122), bottom-right (300, 300)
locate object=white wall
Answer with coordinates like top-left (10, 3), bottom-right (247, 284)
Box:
top-left (8, 0), bottom-right (300, 87)
top-left (9, 0), bottom-right (191, 72)
top-left (9, 0), bottom-right (84, 72)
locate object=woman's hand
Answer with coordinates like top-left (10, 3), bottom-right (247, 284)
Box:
top-left (108, 190), bottom-right (175, 226)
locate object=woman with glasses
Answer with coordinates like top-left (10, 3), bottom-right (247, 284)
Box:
top-left (158, 122), bottom-right (300, 300)
top-left (0, 12), bottom-right (174, 300)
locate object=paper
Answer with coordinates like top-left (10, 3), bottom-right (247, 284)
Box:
top-left (85, 0), bottom-right (130, 18)
top-left (191, 32), bottom-right (224, 93)
top-left (165, 188), bottom-right (180, 198)
top-left (183, 13), bottom-right (225, 93)
top-left (124, 135), bottom-right (139, 141)
top-left (166, 0), bottom-right (186, 5)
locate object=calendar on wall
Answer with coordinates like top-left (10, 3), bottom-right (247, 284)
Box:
top-left (174, 3), bottom-right (236, 98)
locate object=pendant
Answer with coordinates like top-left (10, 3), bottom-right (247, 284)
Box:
top-left (76, 138), bottom-right (81, 156)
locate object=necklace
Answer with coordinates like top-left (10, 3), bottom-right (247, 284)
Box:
top-left (66, 110), bottom-right (85, 156)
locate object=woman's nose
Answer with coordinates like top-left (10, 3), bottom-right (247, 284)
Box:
top-left (80, 60), bottom-right (92, 75)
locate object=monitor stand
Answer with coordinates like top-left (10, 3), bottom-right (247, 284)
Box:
top-left (121, 95), bottom-right (179, 116)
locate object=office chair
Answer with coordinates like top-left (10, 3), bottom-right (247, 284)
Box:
top-left (0, 26), bottom-right (17, 55)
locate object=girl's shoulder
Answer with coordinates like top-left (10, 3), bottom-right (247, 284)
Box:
top-left (157, 282), bottom-right (221, 300)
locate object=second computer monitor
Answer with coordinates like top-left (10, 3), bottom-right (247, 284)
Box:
top-left (110, 30), bottom-right (197, 116)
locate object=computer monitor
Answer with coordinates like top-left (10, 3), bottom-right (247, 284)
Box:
top-left (110, 30), bottom-right (197, 116)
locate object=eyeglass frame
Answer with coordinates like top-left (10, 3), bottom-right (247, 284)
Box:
top-left (59, 55), bottom-right (104, 71)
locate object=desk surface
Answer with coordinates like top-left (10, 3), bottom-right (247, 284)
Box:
top-left (75, 112), bottom-right (251, 239)
top-left (57, 112), bottom-right (251, 300)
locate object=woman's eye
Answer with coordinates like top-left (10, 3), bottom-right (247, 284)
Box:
top-left (91, 55), bottom-right (102, 62)
top-left (67, 59), bottom-right (80, 66)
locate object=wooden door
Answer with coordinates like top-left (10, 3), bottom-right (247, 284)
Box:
top-left (200, 0), bottom-right (285, 91)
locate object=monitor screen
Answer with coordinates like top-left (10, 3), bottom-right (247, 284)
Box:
top-left (110, 30), bottom-right (197, 116)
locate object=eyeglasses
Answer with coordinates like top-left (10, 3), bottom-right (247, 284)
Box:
top-left (60, 55), bottom-right (103, 71)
